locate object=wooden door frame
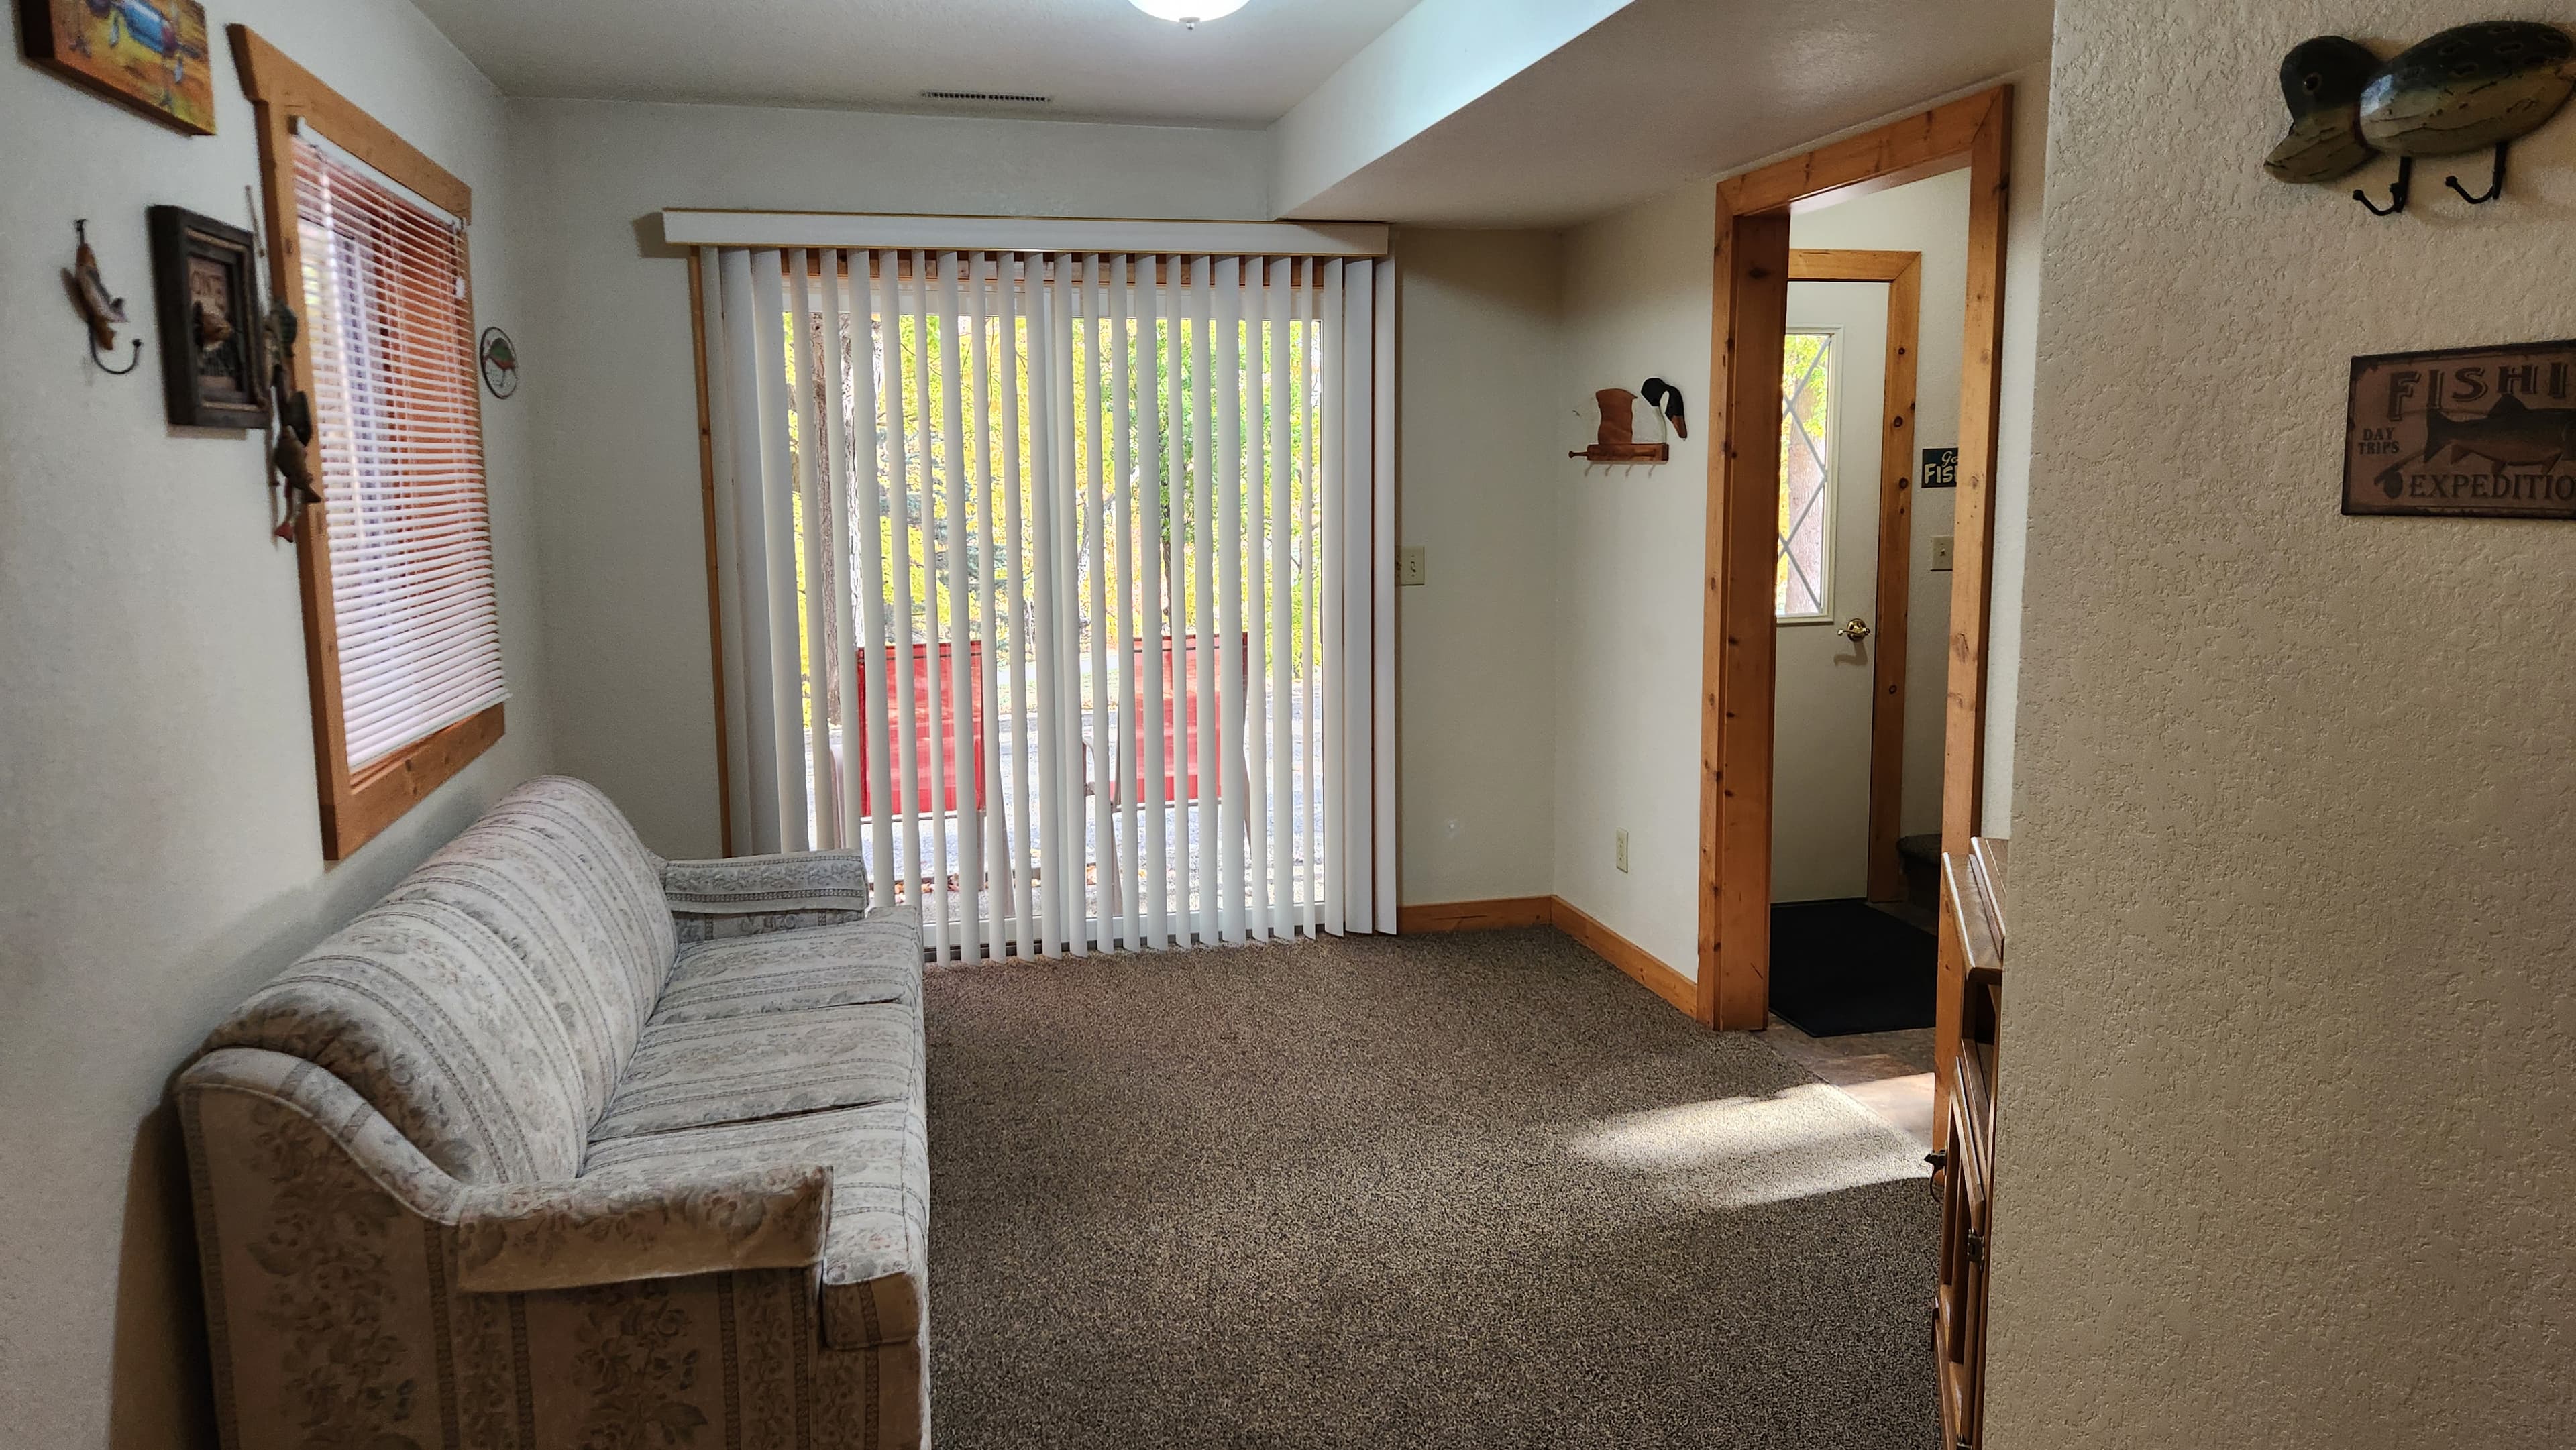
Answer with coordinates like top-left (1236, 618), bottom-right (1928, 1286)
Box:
top-left (1699, 86), bottom-right (2012, 1041)
top-left (1786, 248), bottom-right (1923, 906)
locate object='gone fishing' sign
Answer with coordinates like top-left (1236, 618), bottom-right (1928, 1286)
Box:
top-left (2346, 339), bottom-right (2576, 518)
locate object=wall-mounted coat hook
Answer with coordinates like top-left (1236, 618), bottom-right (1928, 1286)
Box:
top-left (2445, 141), bottom-right (2508, 203)
top-left (2353, 155), bottom-right (2413, 215)
top-left (69, 220), bottom-right (142, 374)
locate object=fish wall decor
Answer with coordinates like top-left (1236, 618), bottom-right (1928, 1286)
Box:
top-left (2343, 337), bottom-right (2576, 519)
top-left (2265, 21), bottom-right (2576, 215)
top-left (67, 220), bottom-right (142, 375)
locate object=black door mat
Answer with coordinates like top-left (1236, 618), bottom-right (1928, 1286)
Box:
top-left (1769, 898), bottom-right (1936, 1036)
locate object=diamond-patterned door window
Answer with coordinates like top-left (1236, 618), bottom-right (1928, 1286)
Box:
top-left (1777, 330), bottom-right (1835, 619)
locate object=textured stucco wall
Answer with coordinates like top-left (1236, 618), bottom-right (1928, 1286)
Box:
top-left (1986, 3), bottom-right (2576, 1445)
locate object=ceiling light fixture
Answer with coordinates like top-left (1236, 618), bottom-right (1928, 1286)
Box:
top-left (1129, 0), bottom-right (1248, 27)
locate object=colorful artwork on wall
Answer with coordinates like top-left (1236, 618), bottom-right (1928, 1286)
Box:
top-left (19, 0), bottom-right (217, 135)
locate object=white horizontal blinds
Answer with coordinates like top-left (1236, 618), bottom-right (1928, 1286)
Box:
top-left (294, 134), bottom-right (504, 772)
top-left (706, 246), bottom-right (1387, 954)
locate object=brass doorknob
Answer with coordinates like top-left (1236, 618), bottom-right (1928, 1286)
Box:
top-left (1840, 618), bottom-right (1871, 643)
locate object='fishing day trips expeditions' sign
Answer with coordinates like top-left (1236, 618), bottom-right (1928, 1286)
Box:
top-left (2346, 339), bottom-right (2576, 519)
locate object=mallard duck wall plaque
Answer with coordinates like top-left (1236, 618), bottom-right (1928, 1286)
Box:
top-left (2266, 22), bottom-right (2576, 215)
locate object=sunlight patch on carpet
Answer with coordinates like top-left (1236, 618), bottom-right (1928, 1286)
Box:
top-left (1565, 1084), bottom-right (1923, 1208)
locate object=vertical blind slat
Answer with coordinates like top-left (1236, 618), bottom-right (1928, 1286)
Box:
top-left (1266, 255), bottom-right (1295, 939)
top-left (943, 252), bottom-right (968, 963)
top-left (788, 252), bottom-right (839, 848)
top-left (1108, 255), bottom-right (1140, 950)
top-left (890, 252), bottom-right (927, 909)
top-left (968, 253), bottom-right (1008, 953)
top-left (1000, 260), bottom-right (1036, 951)
top-left (858, 252), bottom-right (898, 906)
top-left (1141, 258), bottom-right (1174, 948)
top-left (1212, 256), bottom-right (1247, 945)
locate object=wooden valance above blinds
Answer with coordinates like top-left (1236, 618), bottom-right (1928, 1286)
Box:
top-left (659, 210), bottom-right (1390, 258)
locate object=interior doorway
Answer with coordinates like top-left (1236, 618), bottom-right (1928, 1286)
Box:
top-left (1696, 87), bottom-right (2013, 1154)
top-left (1772, 251), bottom-right (1921, 910)
top-left (1762, 249), bottom-right (1942, 1138)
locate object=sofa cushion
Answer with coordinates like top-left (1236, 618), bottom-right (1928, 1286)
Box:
top-left (384, 777), bottom-right (674, 1122)
top-left (201, 897), bottom-right (593, 1182)
top-left (588, 1003), bottom-right (920, 1143)
top-left (582, 1101), bottom-right (928, 1348)
top-left (655, 912), bottom-right (922, 1025)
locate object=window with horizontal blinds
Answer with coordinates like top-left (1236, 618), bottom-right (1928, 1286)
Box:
top-left (295, 133), bottom-right (504, 773)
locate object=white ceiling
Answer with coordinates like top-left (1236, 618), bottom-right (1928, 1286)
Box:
top-left (409, 0), bottom-right (1424, 124)
top-left (1294, 0), bottom-right (2059, 226)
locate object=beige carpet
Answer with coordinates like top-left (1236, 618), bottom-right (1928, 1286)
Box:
top-left (924, 926), bottom-right (1939, 1448)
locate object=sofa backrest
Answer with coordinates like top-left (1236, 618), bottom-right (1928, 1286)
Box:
top-left (201, 777), bottom-right (672, 1183)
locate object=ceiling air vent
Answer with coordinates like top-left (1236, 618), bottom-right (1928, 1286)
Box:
top-left (919, 89), bottom-right (1052, 105)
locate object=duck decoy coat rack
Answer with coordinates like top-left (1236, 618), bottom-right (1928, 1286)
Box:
top-left (2266, 21), bottom-right (2576, 216)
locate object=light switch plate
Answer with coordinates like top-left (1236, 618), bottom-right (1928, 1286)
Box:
top-left (1931, 534), bottom-right (1955, 571)
top-left (1397, 545), bottom-right (1428, 587)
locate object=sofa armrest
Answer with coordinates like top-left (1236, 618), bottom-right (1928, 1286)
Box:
top-left (454, 1162), bottom-right (833, 1294)
top-left (663, 850), bottom-right (875, 942)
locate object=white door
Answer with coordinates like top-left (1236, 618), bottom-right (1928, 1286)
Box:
top-left (1771, 282), bottom-right (1888, 903)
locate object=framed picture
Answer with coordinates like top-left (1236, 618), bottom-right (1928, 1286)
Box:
top-left (148, 206), bottom-right (268, 430)
top-left (2344, 338), bottom-right (2576, 519)
top-left (18, 0), bottom-right (215, 135)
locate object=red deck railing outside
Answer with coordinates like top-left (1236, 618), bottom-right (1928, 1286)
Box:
top-left (851, 634), bottom-right (1249, 818)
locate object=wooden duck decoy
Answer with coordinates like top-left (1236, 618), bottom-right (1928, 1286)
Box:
top-left (2363, 21), bottom-right (2576, 205)
top-left (2266, 23), bottom-right (2576, 213)
top-left (2363, 23), bottom-right (2576, 157)
top-left (2265, 36), bottom-right (2381, 183)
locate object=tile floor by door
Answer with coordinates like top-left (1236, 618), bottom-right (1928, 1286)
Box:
top-left (1761, 1017), bottom-right (1937, 1150)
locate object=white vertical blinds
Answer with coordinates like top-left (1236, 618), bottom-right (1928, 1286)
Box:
top-left (295, 133), bottom-right (505, 773)
top-left (705, 247), bottom-right (1394, 955)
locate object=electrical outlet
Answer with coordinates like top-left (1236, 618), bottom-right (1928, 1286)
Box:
top-left (1615, 828), bottom-right (1629, 873)
top-left (1931, 534), bottom-right (1955, 571)
top-left (1397, 545), bottom-right (1428, 587)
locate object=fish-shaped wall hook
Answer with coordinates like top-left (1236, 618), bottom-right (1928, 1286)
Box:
top-left (66, 220), bottom-right (142, 375)
top-left (2267, 23), bottom-right (2576, 215)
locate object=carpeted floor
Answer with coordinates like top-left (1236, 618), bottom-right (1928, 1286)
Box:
top-left (924, 927), bottom-right (1939, 1449)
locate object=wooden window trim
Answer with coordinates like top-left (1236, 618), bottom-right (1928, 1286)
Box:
top-left (233, 25), bottom-right (499, 860)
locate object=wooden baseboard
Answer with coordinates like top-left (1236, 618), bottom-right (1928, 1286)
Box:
top-left (1546, 897), bottom-right (1700, 1019)
top-left (1396, 897), bottom-right (1554, 933)
top-left (1398, 894), bottom-right (1702, 1022)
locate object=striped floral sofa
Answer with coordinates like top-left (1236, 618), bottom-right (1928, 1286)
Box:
top-left (178, 777), bottom-right (930, 1449)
